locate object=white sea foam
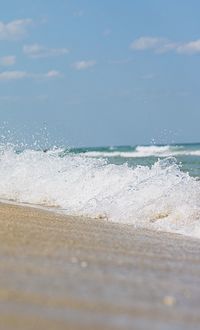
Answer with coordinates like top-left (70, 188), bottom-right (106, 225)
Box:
top-left (0, 144), bottom-right (200, 238)
top-left (83, 145), bottom-right (200, 158)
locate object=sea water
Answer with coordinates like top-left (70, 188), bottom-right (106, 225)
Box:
top-left (1, 143), bottom-right (200, 238)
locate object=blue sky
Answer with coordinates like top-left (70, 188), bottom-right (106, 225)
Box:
top-left (1, 0), bottom-right (200, 147)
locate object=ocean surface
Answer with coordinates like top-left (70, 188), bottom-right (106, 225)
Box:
top-left (1, 142), bottom-right (200, 238)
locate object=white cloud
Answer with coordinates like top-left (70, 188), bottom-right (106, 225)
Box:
top-left (156, 42), bottom-right (178, 54)
top-left (130, 36), bottom-right (200, 55)
top-left (23, 44), bottom-right (69, 58)
top-left (130, 37), bottom-right (166, 50)
top-left (176, 40), bottom-right (200, 54)
top-left (45, 70), bottom-right (61, 78)
top-left (0, 70), bottom-right (62, 81)
top-left (0, 56), bottom-right (16, 66)
top-left (0, 71), bottom-right (27, 80)
top-left (0, 19), bottom-right (32, 40)
top-left (72, 60), bottom-right (96, 70)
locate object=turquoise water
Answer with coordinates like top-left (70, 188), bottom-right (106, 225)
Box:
top-left (67, 143), bottom-right (200, 177)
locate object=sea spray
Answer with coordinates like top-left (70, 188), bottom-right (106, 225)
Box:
top-left (0, 144), bottom-right (200, 237)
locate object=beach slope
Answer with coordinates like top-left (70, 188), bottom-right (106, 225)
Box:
top-left (0, 202), bottom-right (200, 330)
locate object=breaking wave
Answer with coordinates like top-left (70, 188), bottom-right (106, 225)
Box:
top-left (0, 144), bottom-right (200, 238)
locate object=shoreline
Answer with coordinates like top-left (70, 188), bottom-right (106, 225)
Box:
top-left (0, 202), bottom-right (200, 329)
top-left (0, 198), bottom-right (198, 240)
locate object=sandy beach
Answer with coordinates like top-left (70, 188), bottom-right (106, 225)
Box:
top-left (0, 202), bottom-right (200, 330)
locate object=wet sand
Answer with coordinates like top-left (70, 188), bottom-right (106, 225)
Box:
top-left (0, 202), bottom-right (200, 330)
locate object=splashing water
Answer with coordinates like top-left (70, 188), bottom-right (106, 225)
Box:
top-left (0, 144), bottom-right (200, 238)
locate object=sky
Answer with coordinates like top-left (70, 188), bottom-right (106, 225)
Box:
top-left (1, 0), bottom-right (200, 147)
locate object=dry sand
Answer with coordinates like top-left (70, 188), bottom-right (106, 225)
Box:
top-left (0, 202), bottom-right (200, 330)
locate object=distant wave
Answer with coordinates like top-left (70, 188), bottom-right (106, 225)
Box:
top-left (79, 145), bottom-right (200, 158)
top-left (0, 144), bottom-right (200, 238)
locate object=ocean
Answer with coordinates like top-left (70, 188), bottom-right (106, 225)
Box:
top-left (1, 142), bottom-right (200, 238)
